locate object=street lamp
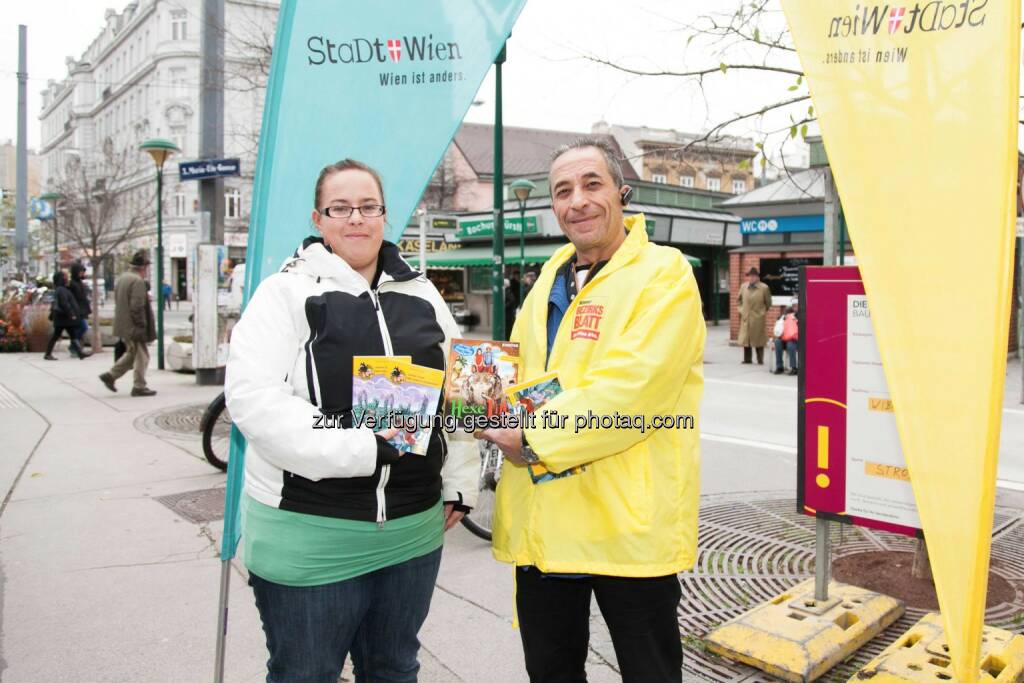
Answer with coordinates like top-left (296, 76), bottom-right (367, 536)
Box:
top-left (509, 178), bottom-right (535, 306)
top-left (38, 191), bottom-right (61, 273)
top-left (139, 138), bottom-right (180, 370)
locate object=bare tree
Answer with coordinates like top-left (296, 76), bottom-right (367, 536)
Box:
top-left (50, 141), bottom-right (155, 351)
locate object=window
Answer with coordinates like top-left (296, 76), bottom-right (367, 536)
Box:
top-left (706, 177), bottom-right (721, 192)
top-left (651, 173), bottom-right (667, 184)
top-left (170, 68), bottom-right (186, 97)
top-left (174, 187), bottom-right (188, 217)
top-left (172, 10), bottom-right (188, 40)
top-left (732, 179), bottom-right (747, 194)
top-left (225, 188), bottom-right (242, 218)
top-left (679, 175), bottom-right (694, 188)
top-left (170, 126), bottom-right (186, 154)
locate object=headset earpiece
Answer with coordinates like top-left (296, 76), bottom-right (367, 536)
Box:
top-left (620, 187), bottom-right (633, 207)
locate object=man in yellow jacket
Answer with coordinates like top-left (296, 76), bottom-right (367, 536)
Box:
top-left (478, 138), bottom-right (705, 682)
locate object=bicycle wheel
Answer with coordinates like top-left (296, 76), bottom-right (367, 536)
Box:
top-left (460, 440), bottom-right (501, 541)
top-left (200, 392), bottom-right (231, 472)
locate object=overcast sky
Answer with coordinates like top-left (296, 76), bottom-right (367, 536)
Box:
top-left (1, 1), bottom-right (812, 156)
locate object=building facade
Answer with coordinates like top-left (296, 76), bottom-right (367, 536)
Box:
top-left (37, 0), bottom-right (278, 300)
top-left (593, 122), bottom-right (758, 196)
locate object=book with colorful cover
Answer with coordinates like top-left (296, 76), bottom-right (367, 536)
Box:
top-left (352, 356), bottom-right (443, 456)
top-left (505, 371), bottom-right (586, 484)
top-left (442, 339), bottom-right (520, 427)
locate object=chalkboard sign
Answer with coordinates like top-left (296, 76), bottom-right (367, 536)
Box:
top-left (759, 257), bottom-right (822, 300)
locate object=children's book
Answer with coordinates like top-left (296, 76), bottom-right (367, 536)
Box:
top-left (352, 356), bottom-right (443, 456)
top-left (442, 339), bottom-right (520, 428)
top-left (504, 371), bottom-right (586, 484)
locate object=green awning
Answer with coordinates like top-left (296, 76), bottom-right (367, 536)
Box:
top-left (407, 242), bottom-right (702, 268)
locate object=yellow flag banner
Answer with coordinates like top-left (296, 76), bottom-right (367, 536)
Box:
top-left (778, 2), bottom-right (1020, 680)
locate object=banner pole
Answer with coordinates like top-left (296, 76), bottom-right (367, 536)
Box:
top-left (213, 559), bottom-right (231, 683)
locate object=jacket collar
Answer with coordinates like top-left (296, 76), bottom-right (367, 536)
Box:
top-left (283, 236), bottom-right (421, 289)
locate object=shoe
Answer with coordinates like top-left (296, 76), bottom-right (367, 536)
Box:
top-left (99, 373), bottom-right (117, 392)
top-left (741, 360), bottom-right (752, 364)
top-left (788, 368), bottom-right (798, 376)
top-left (43, 353), bottom-right (57, 361)
top-left (78, 352), bottom-right (92, 360)
top-left (773, 368), bottom-right (784, 375)
top-left (131, 387), bottom-right (157, 397)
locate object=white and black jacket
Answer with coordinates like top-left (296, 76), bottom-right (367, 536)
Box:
top-left (225, 237), bottom-right (478, 525)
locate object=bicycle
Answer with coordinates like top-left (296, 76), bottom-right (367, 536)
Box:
top-left (459, 438), bottom-right (503, 541)
top-left (200, 391), bottom-right (230, 471)
top-left (199, 392), bottom-right (503, 540)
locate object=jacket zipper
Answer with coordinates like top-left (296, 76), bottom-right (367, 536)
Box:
top-left (371, 286), bottom-right (395, 527)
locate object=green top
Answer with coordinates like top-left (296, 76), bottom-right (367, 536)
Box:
top-left (242, 495), bottom-right (444, 587)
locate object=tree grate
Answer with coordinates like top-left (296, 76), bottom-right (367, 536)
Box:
top-left (679, 493), bottom-right (1024, 682)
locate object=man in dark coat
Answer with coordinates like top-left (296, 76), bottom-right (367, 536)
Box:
top-left (68, 262), bottom-right (92, 357)
top-left (99, 250), bottom-right (157, 396)
top-left (44, 271), bottom-right (85, 360)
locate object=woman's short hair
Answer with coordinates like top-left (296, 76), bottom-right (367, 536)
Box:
top-left (314, 159), bottom-right (386, 210)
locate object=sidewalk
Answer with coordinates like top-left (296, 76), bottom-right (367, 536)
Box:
top-left (0, 346), bottom-right (619, 682)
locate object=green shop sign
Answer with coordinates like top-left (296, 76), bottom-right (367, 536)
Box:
top-left (458, 215), bottom-right (538, 238)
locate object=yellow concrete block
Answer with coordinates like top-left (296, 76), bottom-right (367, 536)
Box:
top-left (704, 578), bottom-right (905, 683)
top-left (849, 613), bottom-right (1024, 683)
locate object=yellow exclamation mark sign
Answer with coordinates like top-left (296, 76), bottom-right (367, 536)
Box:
top-left (816, 425), bottom-right (831, 488)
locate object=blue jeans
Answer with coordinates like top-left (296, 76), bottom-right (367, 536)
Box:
top-left (774, 339), bottom-right (798, 371)
top-left (249, 546), bottom-right (442, 683)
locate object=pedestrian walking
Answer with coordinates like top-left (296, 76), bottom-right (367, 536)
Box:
top-left (99, 250), bottom-right (156, 396)
top-left (224, 159), bottom-right (478, 682)
top-left (43, 271), bottom-right (85, 360)
top-left (738, 267), bottom-right (772, 364)
top-left (479, 138), bottom-right (706, 683)
top-left (68, 262), bottom-right (92, 358)
top-left (773, 301), bottom-right (799, 375)
top-left (161, 281), bottom-right (172, 311)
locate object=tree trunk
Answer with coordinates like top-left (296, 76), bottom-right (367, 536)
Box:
top-left (90, 256), bottom-right (102, 353)
top-left (912, 538), bottom-right (933, 581)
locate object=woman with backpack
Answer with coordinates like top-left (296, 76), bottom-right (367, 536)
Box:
top-left (68, 262), bottom-right (93, 358)
top-left (44, 271), bottom-right (87, 360)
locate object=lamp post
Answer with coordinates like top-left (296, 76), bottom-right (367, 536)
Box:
top-left (509, 178), bottom-right (535, 306)
top-left (39, 191), bottom-right (61, 273)
top-left (139, 138), bottom-right (180, 370)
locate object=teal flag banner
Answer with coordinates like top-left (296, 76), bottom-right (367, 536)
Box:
top-left (221, 0), bottom-right (527, 561)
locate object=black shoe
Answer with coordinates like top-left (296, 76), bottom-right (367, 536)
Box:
top-left (99, 373), bottom-right (117, 392)
top-left (43, 353), bottom-right (57, 361)
top-left (788, 368), bottom-right (798, 376)
top-left (78, 352), bottom-right (92, 359)
top-left (131, 387), bottom-right (157, 397)
top-left (773, 368), bottom-right (784, 375)
top-left (741, 360), bottom-right (752, 364)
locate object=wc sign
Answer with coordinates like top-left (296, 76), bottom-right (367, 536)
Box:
top-left (739, 214), bottom-right (824, 235)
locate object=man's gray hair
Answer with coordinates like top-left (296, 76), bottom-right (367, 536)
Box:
top-left (549, 137), bottom-right (625, 189)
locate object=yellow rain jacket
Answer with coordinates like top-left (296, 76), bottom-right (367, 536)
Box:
top-left (493, 214), bottom-right (706, 577)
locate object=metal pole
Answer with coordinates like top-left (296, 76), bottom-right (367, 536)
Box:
top-left (200, 0), bottom-right (226, 245)
top-left (1019, 235), bottom-right (1024, 404)
top-left (712, 250), bottom-right (720, 326)
top-left (815, 517), bottom-right (831, 600)
top-left (53, 209), bottom-right (59, 273)
top-left (156, 165), bottom-right (165, 370)
top-left (491, 45), bottom-right (506, 341)
top-left (838, 210), bottom-right (847, 266)
top-left (518, 202), bottom-right (525, 306)
top-left (418, 210), bottom-right (428, 274)
top-left (213, 559), bottom-right (231, 683)
top-left (15, 25), bottom-right (28, 277)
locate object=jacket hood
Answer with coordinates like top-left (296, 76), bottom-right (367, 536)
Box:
top-left (281, 235), bottom-right (420, 286)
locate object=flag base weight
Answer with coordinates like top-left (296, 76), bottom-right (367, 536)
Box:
top-left (704, 578), bottom-right (905, 683)
top-left (848, 612), bottom-right (1024, 682)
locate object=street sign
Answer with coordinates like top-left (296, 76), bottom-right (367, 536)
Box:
top-left (178, 158), bottom-right (241, 182)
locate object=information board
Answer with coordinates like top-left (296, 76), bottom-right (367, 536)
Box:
top-left (798, 265), bottom-right (920, 537)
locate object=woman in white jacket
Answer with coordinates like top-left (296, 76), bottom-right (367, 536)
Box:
top-left (225, 159), bottom-right (478, 683)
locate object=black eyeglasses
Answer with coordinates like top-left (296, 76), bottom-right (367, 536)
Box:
top-left (321, 204), bottom-right (385, 219)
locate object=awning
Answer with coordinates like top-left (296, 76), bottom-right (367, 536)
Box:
top-left (407, 242), bottom-right (703, 268)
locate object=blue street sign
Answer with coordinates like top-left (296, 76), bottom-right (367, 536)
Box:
top-left (740, 214), bottom-right (824, 235)
top-left (178, 158), bottom-right (241, 182)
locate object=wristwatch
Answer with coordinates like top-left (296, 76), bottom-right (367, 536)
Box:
top-left (520, 431), bottom-right (540, 465)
